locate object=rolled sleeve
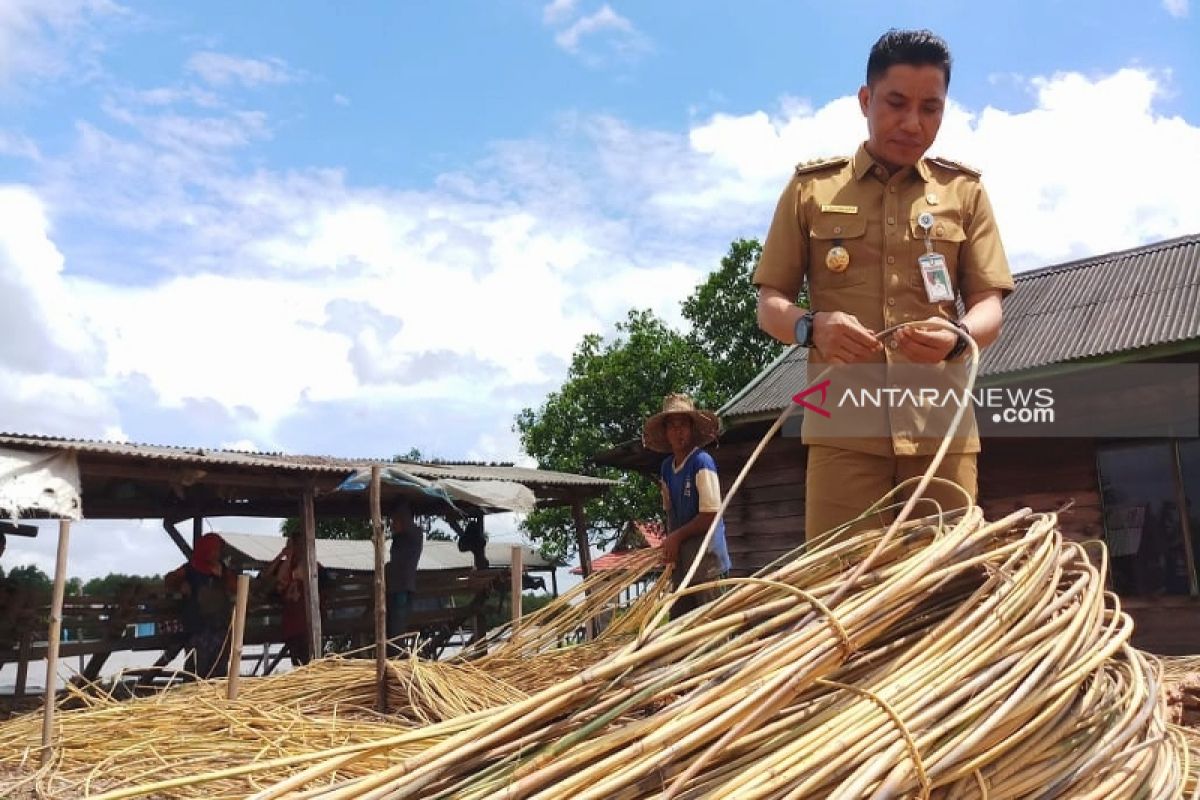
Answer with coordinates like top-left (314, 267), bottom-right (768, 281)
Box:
top-left (695, 468), bottom-right (722, 513)
top-left (753, 176), bottom-right (807, 301)
top-left (959, 183), bottom-right (1014, 298)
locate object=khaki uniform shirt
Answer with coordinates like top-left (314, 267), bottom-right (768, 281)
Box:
top-left (753, 143), bottom-right (1015, 457)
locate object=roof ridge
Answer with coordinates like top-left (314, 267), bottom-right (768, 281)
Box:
top-left (1014, 233), bottom-right (1200, 282)
top-left (716, 344), bottom-right (801, 416)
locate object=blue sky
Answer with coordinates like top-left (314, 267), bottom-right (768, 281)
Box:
top-left (2, 0), bottom-right (1198, 577)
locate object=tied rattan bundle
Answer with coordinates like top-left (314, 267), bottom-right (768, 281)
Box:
top-left (2, 320), bottom-right (1196, 798)
top-left (211, 506), bottom-right (1186, 800)
top-left (20, 503), bottom-right (1187, 799)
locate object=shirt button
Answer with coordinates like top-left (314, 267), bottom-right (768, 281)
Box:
top-left (875, 167), bottom-right (886, 179)
top-left (887, 255), bottom-right (895, 264)
top-left (887, 297), bottom-right (896, 306)
top-left (887, 216), bottom-right (895, 225)
top-left (833, 226), bottom-right (842, 234)
top-left (887, 339), bottom-right (899, 350)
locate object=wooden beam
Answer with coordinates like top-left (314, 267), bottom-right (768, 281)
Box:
top-left (192, 516), bottom-right (203, 548)
top-left (510, 545), bottom-right (524, 625)
top-left (80, 460), bottom-right (338, 491)
top-left (15, 632), bottom-right (30, 697)
top-left (570, 499), bottom-right (593, 641)
top-left (300, 486), bottom-right (322, 662)
top-left (160, 519), bottom-right (192, 559)
top-left (227, 575), bottom-right (250, 700)
top-left (571, 499), bottom-right (592, 578)
top-left (42, 519), bottom-right (71, 763)
top-left (370, 465), bottom-right (387, 714)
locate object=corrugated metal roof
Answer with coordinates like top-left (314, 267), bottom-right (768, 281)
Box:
top-left (218, 532), bottom-right (554, 571)
top-left (721, 234), bottom-right (1200, 421)
top-left (0, 433), bottom-right (614, 489)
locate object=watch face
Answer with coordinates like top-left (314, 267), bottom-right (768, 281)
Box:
top-left (796, 314), bottom-right (813, 347)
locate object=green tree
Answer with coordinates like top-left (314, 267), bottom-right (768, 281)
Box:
top-left (682, 238), bottom-right (788, 403)
top-left (516, 238), bottom-right (794, 560)
top-left (516, 308), bottom-right (712, 559)
top-left (5, 564), bottom-right (52, 594)
top-left (280, 516), bottom-right (375, 541)
top-left (81, 574), bottom-right (163, 596)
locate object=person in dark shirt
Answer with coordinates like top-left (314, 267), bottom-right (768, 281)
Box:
top-left (164, 533), bottom-right (237, 679)
top-left (386, 504), bottom-right (424, 651)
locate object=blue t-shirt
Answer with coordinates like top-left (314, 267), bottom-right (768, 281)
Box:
top-left (660, 449), bottom-right (732, 573)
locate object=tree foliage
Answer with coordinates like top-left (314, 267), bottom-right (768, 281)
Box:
top-left (682, 238), bottom-right (795, 401)
top-left (80, 573), bottom-right (162, 596)
top-left (516, 238), bottom-right (787, 559)
top-left (3, 564), bottom-right (52, 594)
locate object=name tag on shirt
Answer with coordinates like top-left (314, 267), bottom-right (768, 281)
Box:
top-left (918, 253), bottom-right (955, 303)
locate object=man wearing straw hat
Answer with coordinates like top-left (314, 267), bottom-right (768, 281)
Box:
top-left (643, 393), bottom-right (733, 619)
top-left (753, 29), bottom-right (1014, 539)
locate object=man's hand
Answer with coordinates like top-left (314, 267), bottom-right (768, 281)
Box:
top-left (813, 311), bottom-right (883, 364)
top-left (894, 317), bottom-right (958, 363)
top-left (661, 532), bottom-right (683, 565)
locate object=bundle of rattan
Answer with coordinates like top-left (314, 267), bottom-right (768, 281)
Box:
top-left (0, 554), bottom-right (670, 798)
top-left (40, 504), bottom-right (1187, 799)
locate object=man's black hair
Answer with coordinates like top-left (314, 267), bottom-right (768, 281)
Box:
top-left (866, 29), bottom-right (952, 88)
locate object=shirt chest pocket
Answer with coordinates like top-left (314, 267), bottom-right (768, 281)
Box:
top-left (809, 214), bottom-right (869, 288)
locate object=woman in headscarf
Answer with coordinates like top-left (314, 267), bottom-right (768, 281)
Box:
top-left (165, 532), bottom-right (237, 679)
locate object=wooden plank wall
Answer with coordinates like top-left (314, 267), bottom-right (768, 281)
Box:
top-left (714, 435), bottom-right (1104, 576)
top-left (713, 436), bottom-right (807, 576)
top-left (976, 438), bottom-right (1103, 544)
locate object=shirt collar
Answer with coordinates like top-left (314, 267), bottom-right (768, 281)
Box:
top-left (852, 142), bottom-right (933, 183)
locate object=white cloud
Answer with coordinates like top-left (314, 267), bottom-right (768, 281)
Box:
top-left (0, 0), bottom-right (124, 89)
top-left (3, 60), bottom-right (1198, 598)
top-left (551, 4), bottom-right (651, 65)
top-left (636, 68), bottom-right (1200, 271)
top-left (0, 186), bottom-right (102, 374)
top-left (0, 130), bottom-right (42, 161)
top-left (542, 0), bottom-right (579, 24)
top-left (185, 51), bottom-right (298, 88)
top-left (0, 185), bottom-right (118, 437)
top-left (333, 93), bottom-right (351, 107)
top-left (10, 65), bottom-right (1200, 462)
top-left (1163, 0), bottom-right (1189, 17)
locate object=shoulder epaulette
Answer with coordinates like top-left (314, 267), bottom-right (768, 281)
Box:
top-left (926, 155), bottom-right (982, 178)
top-left (793, 156), bottom-right (849, 177)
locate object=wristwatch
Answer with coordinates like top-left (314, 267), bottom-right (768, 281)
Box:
top-left (945, 319), bottom-right (970, 361)
top-left (793, 312), bottom-right (815, 348)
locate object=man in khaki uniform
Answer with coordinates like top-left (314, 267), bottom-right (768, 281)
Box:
top-left (754, 29), bottom-right (1014, 539)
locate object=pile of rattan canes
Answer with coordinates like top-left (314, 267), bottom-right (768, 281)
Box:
top-left (2, 500), bottom-right (1195, 799)
top-left (2, 321), bottom-right (1198, 798)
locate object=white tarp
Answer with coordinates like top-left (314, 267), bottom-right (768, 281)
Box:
top-left (0, 448), bottom-right (82, 520)
top-left (436, 479), bottom-right (536, 514)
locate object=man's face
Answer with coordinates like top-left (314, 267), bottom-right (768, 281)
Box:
top-left (664, 415), bottom-right (694, 451)
top-left (858, 64), bottom-right (947, 169)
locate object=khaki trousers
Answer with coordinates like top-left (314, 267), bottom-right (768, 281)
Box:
top-left (804, 445), bottom-right (978, 541)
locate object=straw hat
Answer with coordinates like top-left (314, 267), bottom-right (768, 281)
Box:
top-left (642, 393), bottom-right (720, 453)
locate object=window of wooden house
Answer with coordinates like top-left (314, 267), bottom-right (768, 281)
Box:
top-left (1097, 442), bottom-right (1196, 596)
top-left (1179, 439), bottom-right (1200, 587)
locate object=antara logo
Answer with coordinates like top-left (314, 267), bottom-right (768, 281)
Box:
top-left (791, 379), bottom-right (832, 418)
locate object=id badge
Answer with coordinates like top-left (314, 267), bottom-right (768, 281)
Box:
top-left (918, 253), bottom-right (955, 303)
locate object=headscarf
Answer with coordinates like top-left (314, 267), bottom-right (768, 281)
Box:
top-left (190, 532), bottom-right (224, 576)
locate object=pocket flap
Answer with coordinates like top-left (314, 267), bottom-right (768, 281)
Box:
top-left (810, 214), bottom-right (867, 240)
top-left (909, 215), bottom-right (965, 242)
